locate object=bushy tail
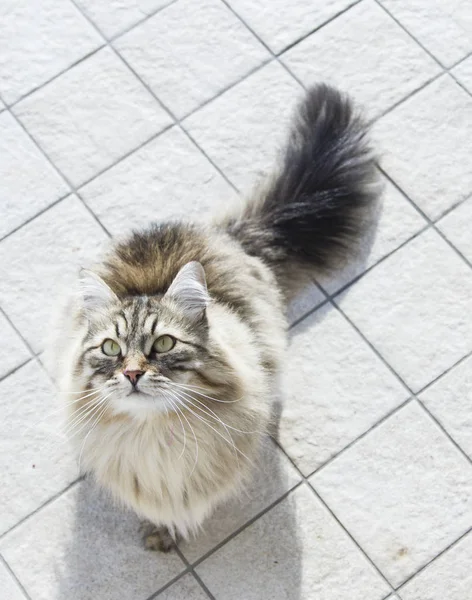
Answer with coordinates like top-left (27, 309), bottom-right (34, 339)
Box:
top-left (223, 84), bottom-right (379, 295)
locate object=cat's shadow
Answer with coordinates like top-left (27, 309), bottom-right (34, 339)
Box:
top-left (58, 428), bottom-right (303, 600)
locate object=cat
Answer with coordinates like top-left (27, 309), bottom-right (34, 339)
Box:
top-left (52, 84), bottom-right (378, 551)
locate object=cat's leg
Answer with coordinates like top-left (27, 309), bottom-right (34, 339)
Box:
top-left (140, 521), bottom-right (178, 553)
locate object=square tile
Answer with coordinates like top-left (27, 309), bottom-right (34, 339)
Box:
top-left (14, 48), bottom-right (171, 187)
top-left (0, 196), bottom-right (108, 353)
top-left (184, 62), bottom-right (302, 193)
top-left (80, 127), bottom-right (238, 236)
top-left (158, 574), bottom-right (209, 600)
top-left (180, 437), bottom-right (301, 562)
top-left (0, 111), bottom-right (69, 239)
top-left (419, 355), bottom-right (472, 460)
top-left (282, 0), bottom-right (440, 120)
top-left (278, 305), bottom-right (408, 475)
top-left (0, 312), bottom-right (30, 380)
top-left (116, 0), bottom-right (269, 119)
top-left (453, 54), bottom-right (472, 93)
top-left (374, 75), bottom-right (472, 220)
top-left (338, 229), bottom-right (472, 392)
top-left (197, 484), bottom-right (390, 600)
top-left (0, 561), bottom-right (26, 600)
top-left (0, 0), bottom-right (102, 105)
top-left (379, 0), bottom-right (472, 67)
top-left (0, 360), bottom-right (76, 535)
top-left (312, 401), bottom-right (472, 587)
top-left (75, 0), bottom-right (172, 38)
top-left (0, 479), bottom-right (185, 600)
top-left (400, 530), bottom-right (472, 600)
top-left (437, 197), bottom-right (472, 264)
top-left (287, 282), bottom-right (325, 326)
top-left (319, 176), bottom-right (427, 295)
top-left (226, 0), bottom-right (358, 53)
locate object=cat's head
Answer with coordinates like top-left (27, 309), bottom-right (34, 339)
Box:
top-left (75, 261), bottom-right (217, 418)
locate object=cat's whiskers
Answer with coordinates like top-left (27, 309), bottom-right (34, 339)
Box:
top-left (166, 395), bottom-right (199, 477)
top-left (170, 381), bottom-right (242, 404)
top-left (170, 391), bottom-right (253, 467)
top-left (160, 390), bottom-right (187, 461)
top-left (170, 388), bottom-right (241, 466)
top-left (169, 385), bottom-right (263, 435)
top-left (77, 400), bottom-right (111, 474)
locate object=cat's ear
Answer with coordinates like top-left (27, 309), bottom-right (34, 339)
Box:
top-left (164, 261), bottom-right (209, 320)
top-left (80, 269), bottom-right (118, 317)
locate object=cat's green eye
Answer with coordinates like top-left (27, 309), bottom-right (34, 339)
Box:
top-left (153, 335), bottom-right (176, 353)
top-left (102, 339), bottom-right (121, 356)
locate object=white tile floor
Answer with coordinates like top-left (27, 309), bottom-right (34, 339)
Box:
top-left (0, 1), bottom-right (471, 599)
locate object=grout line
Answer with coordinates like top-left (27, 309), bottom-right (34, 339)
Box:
top-left (0, 193), bottom-right (71, 244)
top-left (268, 437), bottom-right (396, 594)
top-left (191, 571), bottom-right (217, 600)
top-left (6, 105), bottom-right (111, 239)
top-left (68, 0), bottom-right (241, 197)
top-left (0, 357), bottom-right (34, 384)
top-left (5, 44), bottom-right (106, 110)
top-left (305, 397), bottom-right (414, 479)
top-left (108, 0), bottom-right (178, 42)
top-left (395, 525), bottom-right (472, 591)
top-left (415, 347), bottom-right (472, 396)
top-left (378, 167), bottom-right (472, 270)
top-left (0, 307), bottom-right (35, 359)
top-left (0, 479), bottom-right (82, 543)
top-left (0, 553), bottom-right (32, 600)
top-left (306, 481), bottom-right (396, 594)
top-left (145, 567), bottom-right (192, 600)
top-left (374, 1), bottom-right (472, 102)
top-left (190, 481), bottom-right (304, 569)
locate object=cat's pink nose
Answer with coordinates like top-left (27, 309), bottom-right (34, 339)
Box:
top-left (123, 369), bottom-right (144, 386)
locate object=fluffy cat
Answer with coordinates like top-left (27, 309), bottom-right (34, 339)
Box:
top-left (53, 85), bottom-right (378, 551)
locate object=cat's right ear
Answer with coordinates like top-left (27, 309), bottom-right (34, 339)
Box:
top-left (79, 269), bottom-right (118, 317)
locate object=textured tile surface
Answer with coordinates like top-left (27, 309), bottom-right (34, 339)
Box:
top-left (338, 229), bottom-right (472, 391)
top-left (420, 355), bottom-right (472, 459)
top-left (0, 111), bottom-right (69, 239)
top-left (437, 197), bottom-right (472, 264)
top-left (278, 305), bottom-right (408, 475)
top-left (116, 0), bottom-right (269, 118)
top-left (14, 48), bottom-right (171, 187)
top-left (1, 3), bottom-right (472, 599)
top-left (0, 479), bottom-right (185, 600)
top-left (0, 0), bottom-right (102, 104)
top-left (227, 0), bottom-right (357, 53)
top-left (453, 55), bottom-right (472, 92)
top-left (0, 561), bottom-right (26, 600)
top-left (0, 312), bottom-right (30, 380)
top-left (185, 62), bottom-right (302, 193)
top-left (80, 127), bottom-right (238, 235)
top-left (180, 437), bottom-right (301, 562)
top-left (197, 483), bottom-right (390, 600)
top-left (75, 0), bottom-right (172, 38)
top-left (312, 401), bottom-right (472, 587)
top-left (400, 531), bottom-right (472, 600)
top-left (0, 360), bottom-right (76, 535)
top-left (0, 197), bottom-right (108, 352)
top-left (379, 0), bottom-right (472, 67)
top-left (375, 76), bottom-right (472, 220)
top-left (282, 0), bottom-right (440, 119)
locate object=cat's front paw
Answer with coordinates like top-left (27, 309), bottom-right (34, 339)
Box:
top-left (140, 522), bottom-right (176, 553)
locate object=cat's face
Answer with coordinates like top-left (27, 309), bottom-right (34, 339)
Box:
top-left (77, 262), bottom-right (210, 418)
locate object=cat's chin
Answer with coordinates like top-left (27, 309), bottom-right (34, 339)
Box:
top-left (110, 391), bottom-right (169, 419)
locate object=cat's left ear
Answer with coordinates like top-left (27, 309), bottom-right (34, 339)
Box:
top-left (80, 269), bottom-right (118, 317)
top-left (164, 261), bottom-right (209, 320)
